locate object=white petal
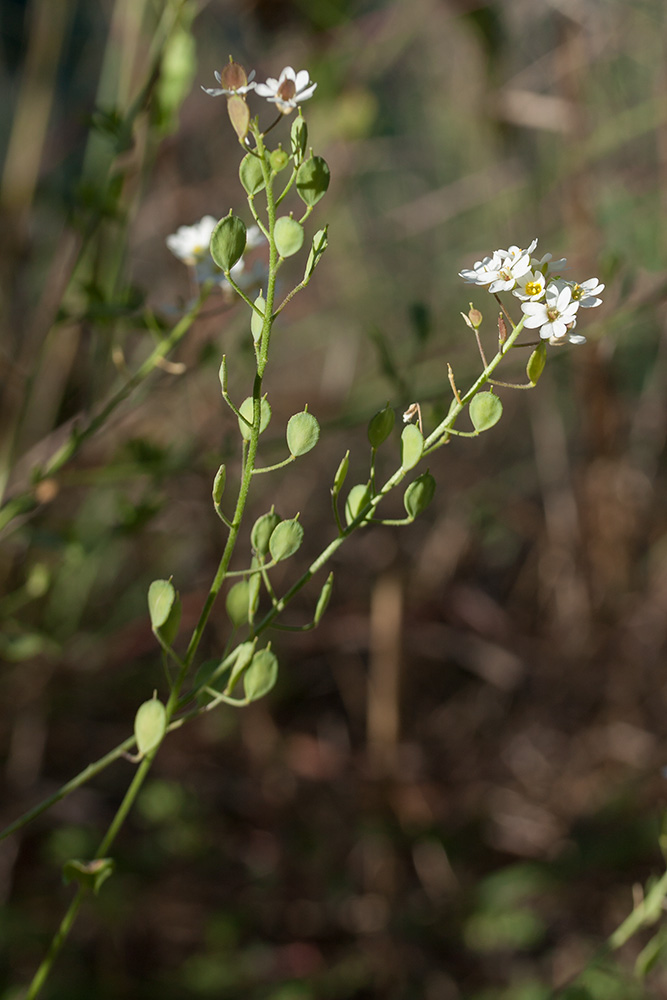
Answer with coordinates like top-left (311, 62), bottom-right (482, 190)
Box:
top-left (294, 69), bottom-right (311, 91)
top-left (295, 82), bottom-right (317, 101)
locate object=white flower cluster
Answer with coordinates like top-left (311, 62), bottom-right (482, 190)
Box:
top-left (203, 65), bottom-right (317, 115)
top-left (166, 216), bottom-right (266, 291)
top-left (459, 239), bottom-right (603, 345)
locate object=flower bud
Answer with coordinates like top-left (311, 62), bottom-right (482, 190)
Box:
top-left (468, 306), bottom-right (483, 328)
top-left (212, 464), bottom-right (226, 505)
top-left (304, 227), bottom-right (328, 281)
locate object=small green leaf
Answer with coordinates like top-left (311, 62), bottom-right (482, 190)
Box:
top-left (345, 483), bottom-right (372, 526)
top-left (210, 214), bottom-right (247, 271)
top-left (291, 114), bottom-right (307, 162)
top-left (251, 508), bottom-right (281, 557)
top-left (269, 518), bottom-right (304, 562)
top-left (244, 648), bottom-right (278, 702)
top-left (469, 391), bottom-right (503, 432)
top-left (304, 226), bottom-right (328, 281)
top-left (368, 404), bottom-right (395, 449)
top-left (239, 152), bottom-right (266, 195)
top-left (526, 341), bottom-right (547, 385)
top-left (134, 698), bottom-right (167, 756)
top-left (400, 423), bottom-right (424, 471)
top-left (212, 464), bottom-right (226, 505)
top-left (238, 395), bottom-right (272, 441)
top-left (251, 294), bottom-right (266, 343)
top-left (274, 216), bottom-right (304, 258)
top-left (403, 472), bottom-right (436, 518)
top-left (314, 572), bottom-right (334, 624)
top-left (286, 410), bottom-right (320, 456)
top-left (296, 155), bottom-right (330, 207)
top-left (226, 580), bottom-right (250, 627)
top-left (148, 579), bottom-right (175, 630)
top-left (63, 858), bottom-right (114, 895)
top-left (332, 450), bottom-right (349, 498)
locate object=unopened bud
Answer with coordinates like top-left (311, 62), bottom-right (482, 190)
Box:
top-left (498, 312), bottom-right (507, 345)
top-left (468, 306), bottom-right (483, 328)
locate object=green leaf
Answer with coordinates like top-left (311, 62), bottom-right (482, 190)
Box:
top-left (269, 518), bottom-right (304, 562)
top-left (345, 482), bottom-right (372, 526)
top-left (238, 395), bottom-right (272, 442)
top-left (286, 410), bottom-right (320, 456)
top-left (134, 698), bottom-right (166, 756)
top-left (244, 648), bottom-right (278, 702)
top-left (148, 579), bottom-right (175, 630)
top-left (239, 152), bottom-right (266, 195)
top-left (210, 214), bottom-right (247, 271)
top-left (296, 155), bottom-right (330, 207)
top-left (63, 857), bottom-right (114, 895)
top-left (304, 226), bottom-right (328, 281)
top-left (404, 472), bottom-right (436, 518)
top-left (469, 391), bottom-right (503, 432)
top-left (368, 403), bottom-right (395, 448)
top-left (274, 216), bottom-right (304, 258)
top-left (400, 424), bottom-right (424, 471)
top-left (226, 580), bottom-right (250, 627)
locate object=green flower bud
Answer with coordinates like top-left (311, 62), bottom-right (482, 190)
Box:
top-left (239, 152), bottom-right (265, 195)
top-left (210, 213), bottom-right (247, 271)
top-left (314, 572), bottom-right (334, 624)
top-left (212, 464), bottom-right (226, 505)
top-left (287, 409), bottom-right (320, 456)
top-left (274, 216), bottom-right (304, 258)
top-left (226, 580), bottom-right (250, 627)
top-left (469, 391), bottom-right (503, 432)
top-left (251, 508), bottom-right (281, 557)
top-left (134, 698), bottom-right (166, 756)
top-left (400, 423), bottom-right (424, 471)
top-left (270, 147), bottom-right (289, 172)
top-left (269, 517), bottom-right (304, 562)
top-left (332, 450), bottom-right (349, 497)
top-left (238, 395), bottom-right (272, 441)
top-left (296, 154), bottom-right (330, 207)
top-left (345, 482), bottom-right (372, 526)
top-left (244, 648), bottom-right (279, 702)
top-left (291, 113), bottom-right (308, 162)
top-left (368, 403), bottom-right (395, 449)
top-left (251, 294), bottom-right (266, 343)
top-left (403, 472), bottom-right (436, 519)
top-left (526, 341), bottom-right (547, 385)
top-left (304, 227), bottom-right (328, 281)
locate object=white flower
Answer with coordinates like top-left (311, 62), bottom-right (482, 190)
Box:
top-left (166, 216), bottom-right (217, 266)
top-left (531, 252), bottom-right (567, 277)
top-left (569, 276), bottom-right (604, 308)
top-left (512, 268), bottom-right (547, 301)
top-left (521, 282), bottom-right (582, 344)
top-left (487, 250), bottom-right (532, 294)
top-left (202, 62), bottom-right (256, 97)
top-left (458, 251), bottom-right (505, 286)
top-left (254, 66), bottom-right (317, 114)
top-left (498, 238), bottom-right (538, 264)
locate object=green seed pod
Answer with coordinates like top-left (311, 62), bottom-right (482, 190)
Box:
top-left (332, 450), bottom-right (349, 497)
top-left (314, 571), bottom-right (334, 624)
top-left (226, 580), bottom-right (250, 627)
top-left (251, 294), bottom-right (266, 343)
top-left (247, 562), bottom-right (261, 624)
top-left (403, 472), bottom-right (436, 519)
top-left (226, 94), bottom-right (250, 141)
top-left (526, 341), bottom-right (547, 385)
top-left (286, 409), bottom-right (320, 456)
top-left (368, 403), bottom-right (395, 449)
top-left (147, 579), bottom-right (175, 631)
top-left (244, 647), bottom-right (279, 702)
top-left (251, 508), bottom-right (281, 557)
top-left (345, 482), bottom-right (372, 526)
top-left (134, 698), bottom-right (166, 756)
top-left (212, 464), bottom-right (226, 505)
top-left (469, 391), bottom-right (503, 432)
top-left (239, 152), bottom-right (266, 195)
top-left (269, 147), bottom-right (289, 172)
top-left (274, 216), bottom-right (304, 258)
top-left (291, 113), bottom-right (307, 162)
top-left (304, 226), bottom-right (328, 281)
top-left (226, 640), bottom-right (257, 695)
top-left (296, 154), bottom-right (330, 207)
top-left (238, 395), bottom-right (272, 442)
top-left (400, 423), bottom-right (424, 471)
top-left (269, 517), bottom-right (304, 562)
top-left (210, 213), bottom-right (247, 271)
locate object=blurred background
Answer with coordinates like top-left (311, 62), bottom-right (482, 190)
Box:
top-left (1, 0), bottom-right (667, 997)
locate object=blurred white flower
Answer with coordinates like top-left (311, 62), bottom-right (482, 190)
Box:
top-left (531, 252), bottom-right (567, 277)
top-left (458, 251), bottom-right (505, 286)
top-left (254, 67), bottom-right (317, 114)
top-left (166, 216), bottom-right (217, 266)
top-left (521, 282), bottom-right (582, 344)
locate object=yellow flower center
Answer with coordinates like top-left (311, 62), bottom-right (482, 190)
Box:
top-left (524, 280), bottom-right (541, 296)
top-left (571, 283), bottom-right (582, 300)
